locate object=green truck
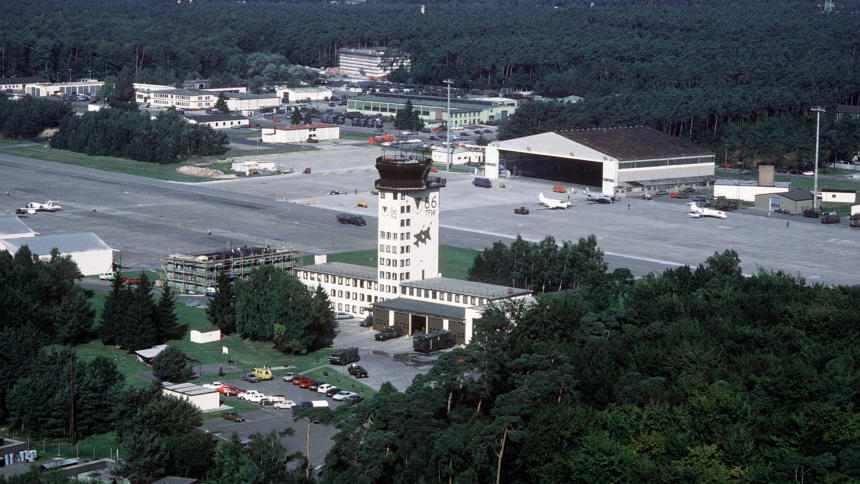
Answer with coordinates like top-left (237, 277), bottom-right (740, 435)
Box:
top-left (413, 330), bottom-right (455, 353)
top-left (329, 347), bottom-right (359, 365)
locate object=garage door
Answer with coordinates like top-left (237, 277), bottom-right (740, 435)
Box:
top-left (428, 317), bottom-right (443, 332)
top-left (394, 312), bottom-right (409, 334)
top-left (501, 151), bottom-right (602, 187)
top-left (372, 309), bottom-right (390, 331)
top-left (411, 315), bottom-right (427, 334)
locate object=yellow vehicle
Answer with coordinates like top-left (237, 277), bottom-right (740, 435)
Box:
top-left (253, 367), bottom-right (273, 380)
top-left (357, 201), bottom-right (368, 208)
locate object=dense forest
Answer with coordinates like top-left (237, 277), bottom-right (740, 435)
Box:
top-left (2, 0), bottom-right (858, 166)
top-left (322, 248), bottom-right (860, 483)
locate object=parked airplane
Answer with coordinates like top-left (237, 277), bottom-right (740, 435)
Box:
top-left (688, 202), bottom-right (727, 219)
top-left (26, 200), bottom-right (62, 212)
top-left (538, 193), bottom-right (572, 210)
top-left (585, 187), bottom-right (613, 204)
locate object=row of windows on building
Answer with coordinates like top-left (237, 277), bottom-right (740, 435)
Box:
top-left (619, 156), bottom-right (715, 169)
top-left (380, 257), bottom-right (410, 267)
top-left (381, 231), bottom-right (411, 241)
top-left (380, 271), bottom-right (410, 281)
top-left (303, 272), bottom-right (375, 289)
top-left (400, 285), bottom-right (487, 306)
top-left (380, 244), bottom-right (411, 254)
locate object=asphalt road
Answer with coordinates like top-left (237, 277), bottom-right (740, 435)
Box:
top-left (1, 146), bottom-right (858, 285)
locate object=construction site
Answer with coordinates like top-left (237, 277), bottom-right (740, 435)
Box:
top-left (161, 246), bottom-right (300, 294)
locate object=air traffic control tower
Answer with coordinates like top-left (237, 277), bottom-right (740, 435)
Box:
top-left (374, 155), bottom-right (446, 296)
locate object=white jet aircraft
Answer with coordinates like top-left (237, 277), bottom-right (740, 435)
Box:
top-left (538, 193), bottom-right (572, 210)
top-left (585, 187), bottom-right (613, 204)
top-left (26, 200), bottom-right (62, 212)
top-left (688, 202), bottom-right (727, 219)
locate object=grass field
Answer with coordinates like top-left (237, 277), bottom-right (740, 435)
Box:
top-left (0, 139), bottom-right (37, 146)
top-left (303, 245), bottom-right (479, 280)
top-left (0, 145), bottom-right (216, 182)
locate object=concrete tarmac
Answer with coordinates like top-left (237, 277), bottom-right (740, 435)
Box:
top-left (1, 146), bottom-right (857, 286)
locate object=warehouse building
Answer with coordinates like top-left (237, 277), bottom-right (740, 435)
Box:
top-left (485, 127), bottom-right (715, 196)
top-left (714, 179), bottom-right (791, 202)
top-left (338, 47), bottom-right (410, 79)
top-left (347, 93), bottom-right (518, 127)
top-left (0, 217), bottom-right (36, 239)
top-left (186, 113), bottom-right (249, 130)
top-left (161, 246), bottom-right (298, 294)
top-left (146, 88), bottom-right (216, 110)
top-left (23, 79), bottom-right (102, 97)
top-left (297, 154), bottom-right (531, 345)
top-left (261, 124), bottom-right (340, 144)
top-left (224, 92), bottom-right (280, 115)
top-left (277, 86), bottom-right (333, 103)
top-left (162, 383), bottom-right (220, 412)
top-left (754, 190), bottom-right (814, 215)
top-left (0, 232), bottom-right (116, 276)
top-left (431, 146), bottom-right (484, 166)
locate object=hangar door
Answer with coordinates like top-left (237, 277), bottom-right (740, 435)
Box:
top-left (372, 309), bottom-right (390, 331)
top-left (394, 312), bottom-right (410, 334)
top-left (500, 151), bottom-right (602, 187)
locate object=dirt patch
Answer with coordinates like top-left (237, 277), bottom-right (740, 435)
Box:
top-left (177, 165), bottom-right (237, 179)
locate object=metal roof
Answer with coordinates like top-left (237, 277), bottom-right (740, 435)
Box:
top-left (134, 344), bottom-right (168, 359)
top-left (186, 114), bottom-right (248, 122)
top-left (163, 382), bottom-right (217, 396)
top-left (559, 127), bottom-right (714, 161)
top-left (300, 262), bottom-right (378, 280)
top-left (373, 297), bottom-right (466, 321)
top-left (402, 277), bottom-right (531, 299)
top-left (0, 217), bottom-right (35, 237)
top-left (775, 190), bottom-right (814, 201)
top-left (0, 232), bottom-right (111, 255)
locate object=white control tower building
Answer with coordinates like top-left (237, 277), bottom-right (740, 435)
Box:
top-left (373, 154), bottom-right (446, 296)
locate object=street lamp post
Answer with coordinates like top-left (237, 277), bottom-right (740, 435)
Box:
top-left (811, 106), bottom-right (825, 212)
top-left (443, 79), bottom-right (453, 171)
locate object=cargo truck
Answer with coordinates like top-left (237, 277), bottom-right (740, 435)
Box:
top-left (329, 347), bottom-right (359, 365)
top-left (413, 330), bottom-right (455, 353)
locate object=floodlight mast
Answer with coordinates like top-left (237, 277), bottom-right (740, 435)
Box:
top-left (444, 79), bottom-right (453, 171)
top-left (811, 106), bottom-right (825, 212)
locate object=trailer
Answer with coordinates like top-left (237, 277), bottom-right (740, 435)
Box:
top-left (329, 347), bottom-right (359, 365)
top-left (413, 330), bottom-right (455, 353)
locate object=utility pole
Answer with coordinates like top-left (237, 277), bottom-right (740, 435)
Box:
top-left (811, 106), bottom-right (825, 212)
top-left (70, 356), bottom-right (76, 445)
top-left (444, 79), bottom-right (453, 171)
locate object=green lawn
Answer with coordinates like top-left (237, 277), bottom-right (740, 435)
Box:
top-left (0, 138), bottom-right (37, 146)
top-left (303, 245), bottom-right (478, 280)
top-left (0, 145), bottom-right (217, 182)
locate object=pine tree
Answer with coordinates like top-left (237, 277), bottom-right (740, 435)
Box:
top-left (214, 93), bottom-right (229, 113)
top-left (122, 272), bottom-right (158, 350)
top-left (155, 284), bottom-right (184, 342)
top-left (55, 289), bottom-right (96, 345)
top-left (100, 276), bottom-right (130, 346)
top-left (206, 272), bottom-right (236, 334)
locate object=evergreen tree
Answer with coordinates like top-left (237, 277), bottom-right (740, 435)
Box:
top-left (394, 99), bottom-right (423, 131)
top-left (214, 93), bottom-right (229, 113)
top-left (206, 272), bottom-right (236, 334)
top-left (155, 284), bottom-right (184, 342)
top-left (99, 275), bottom-right (131, 346)
top-left (54, 289), bottom-right (96, 345)
top-left (290, 107), bottom-right (302, 125)
top-left (123, 272), bottom-right (158, 350)
top-left (151, 345), bottom-right (193, 382)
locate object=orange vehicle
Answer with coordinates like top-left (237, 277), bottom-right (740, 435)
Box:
top-left (553, 185), bottom-right (567, 194)
top-left (670, 192), bottom-right (680, 198)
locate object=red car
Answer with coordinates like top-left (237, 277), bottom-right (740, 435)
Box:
top-left (292, 375), bottom-right (306, 385)
top-left (429, 168), bottom-right (438, 172)
top-left (303, 168), bottom-right (312, 174)
top-left (299, 379), bottom-right (313, 388)
top-left (218, 385), bottom-right (240, 396)
top-left (553, 185), bottom-right (567, 194)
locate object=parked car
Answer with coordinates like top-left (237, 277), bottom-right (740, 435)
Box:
top-left (239, 390), bottom-right (265, 403)
top-left (336, 214), bottom-right (367, 226)
top-left (334, 312), bottom-right (352, 320)
top-left (317, 383), bottom-right (334, 394)
top-left (308, 381), bottom-right (322, 391)
top-left (218, 385), bottom-right (241, 396)
top-left (299, 379), bottom-right (313, 388)
top-left (821, 213), bottom-right (841, 224)
top-left (273, 400), bottom-right (296, 410)
top-left (98, 272), bottom-right (117, 280)
top-left (291, 401), bottom-right (313, 412)
top-left (346, 394), bottom-right (364, 404)
top-left (348, 365), bottom-right (369, 378)
top-left (282, 372), bottom-right (296, 382)
top-left (333, 391), bottom-right (358, 401)
top-left (553, 185), bottom-right (567, 193)
top-left (357, 201), bottom-right (368, 208)
top-left (375, 326), bottom-right (402, 341)
top-left (472, 177), bottom-right (492, 188)
top-left (292, 375), bottom-right (307, 385)
top-left (266, 395), bottom-right (286, 404)
top-left (242, 373), bottom-right (261, 383)
top-left (222, 412), bottom-right (245, 422)
top-left (514, 206), bottom-right (529, 215)
top-left (325, 387), bottom-right (342, 398)
top-left (303, 167), bottom-right (312, 174)
top-left (359, 316), bottom-right (373, 327)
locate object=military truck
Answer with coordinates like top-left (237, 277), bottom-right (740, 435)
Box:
top-left (413, 330), bottom-right (455, 353)
top-left (329, 347), bottom-right (359, 365)
top-left (374, 326), bottom-right (403, 341)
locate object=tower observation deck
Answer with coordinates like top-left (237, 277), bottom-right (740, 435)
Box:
top-left (374, 155), bottom-right (446, 192)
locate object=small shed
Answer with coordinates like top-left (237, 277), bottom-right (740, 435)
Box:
top-left (190, 327), bottom-right (221, 344)
top-left (134, 344), bottom-right (168, 364)
top-left (162, 383), bottom-right (220, 412)
top-left (820, 188), bottom-right (856, 204)
top-left (754, 190), bottom-right (814, 215)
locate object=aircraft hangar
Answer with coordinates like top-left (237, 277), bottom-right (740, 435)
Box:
top-left (484, 126), bottom-right (716, 197)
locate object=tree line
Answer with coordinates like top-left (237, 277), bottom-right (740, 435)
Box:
top-left (0, 96), bottom-right (70, 139)
top-left (49, 108), bottom-right (228, 164)
top-left (322, 248), bottom-right (859, 482)
top-left (99, 273), bottom-right (184, 351)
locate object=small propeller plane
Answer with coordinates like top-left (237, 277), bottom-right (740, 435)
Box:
top-left (538, 192), bottom-right (572, 210)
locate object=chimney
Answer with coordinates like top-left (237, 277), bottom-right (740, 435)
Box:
top-left (759, 165), bottom-right (774, 187)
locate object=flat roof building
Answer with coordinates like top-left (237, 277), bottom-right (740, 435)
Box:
top-left (162, 383), bottom-right (220, 412)
top-left (0, 232), bottom-right (116, 276)
top-left (261, 124), bottom-right (340, 144)
top-left (185, 113), bottom-right (249, 129)
top-left (0, 216), bottom-right (36, 239)
top-left (277, 86), bottom-right (333, 103)
top-left (338, 48), bottom-right (410, 80)
top-left (347, 93), bottom-right (518, 127)
top-left (0, 76), bottom-right (46, 92)
top-left (24, 79), bottom-right (102, 97)
top-left (714, 179), bottom-right (792, 202)
top-left (486, 127), bottom-right (716, 196)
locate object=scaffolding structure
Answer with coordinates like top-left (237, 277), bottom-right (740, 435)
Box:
top-left (161, 246), bottom-right (300, 294)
